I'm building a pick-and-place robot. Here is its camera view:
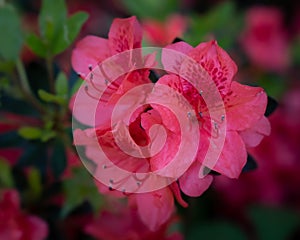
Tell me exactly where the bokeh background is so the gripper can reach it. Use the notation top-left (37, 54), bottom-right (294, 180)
top-left (0, 0), bottom-right (300, 239)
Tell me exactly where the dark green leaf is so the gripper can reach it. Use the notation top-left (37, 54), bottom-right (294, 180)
top-left (249, 206), bottom-right (300, 240)
top-left (52, 12), bottom-right (88, 55)
top-left (26, 33), bottom-right (47, 58)
top-left (50, 139), bottom-right (67, 179)
top-left (0, 5), bottom-right (23, 60)
top-left (242, 154), bottom-right (257, 173)
top-left (265, 96), bottom-right (278, 117)
top-left (172, 37), bottom-right (184, 43)
top-left (0, 159), bottom-right (14, 187)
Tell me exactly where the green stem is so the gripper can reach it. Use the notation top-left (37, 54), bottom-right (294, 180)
top-left (16, 58), bottom-right (31, 95)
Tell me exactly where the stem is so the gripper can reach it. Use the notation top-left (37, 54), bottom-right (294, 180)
top-left (46, 56), bottom-right (55, 93)
top-left (15, 58), bottom-right (46, 114)
top-left (16, 58), bottom-right (31, 95)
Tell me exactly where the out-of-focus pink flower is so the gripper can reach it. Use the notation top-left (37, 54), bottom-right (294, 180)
top-left (85, 202), bottom-right (183, 240)
top-left (240, 6), bottom-right (290, 72)
top-left (143, 15), bottom-right (187, 46)
top-left (0, 189), bottom-right (48, 240)
top-left (214, 87), bottom-right (300, 209)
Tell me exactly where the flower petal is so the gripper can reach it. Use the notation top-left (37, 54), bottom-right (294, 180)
top-left (162, 42), bottom-right (193, 74)
top-left (179, 161), bottom-right (213, 197)
top-left (71, 36), bottom-right (110, 77)
top-left (135, 187), bottom-right (174, 231)
top-left (239, 116), bottom-right (271, 147)
top-left (212, 131), bottom-right (247, 178)
top-left (109, 16), bottom-right (142, 54)
top-left (225, 81), bottom-right (268, 131)
top-left (189, 40), bottom-right (237, 96)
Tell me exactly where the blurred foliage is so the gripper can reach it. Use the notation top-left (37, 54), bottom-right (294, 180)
top-left (27, 0), bottom-right (88, 57)
top-left (121, 0), bottom-right (179, 20)
top-left (0, 4), bottom-right (23, 61)
top-left (184, 2), bottom-right (243, 49)
top-left (248, 206), bottom-right (300, 240)
top-left (187, 221), bottom-right (247, 240)
top-left (62, 167), bottom-right (103, 218)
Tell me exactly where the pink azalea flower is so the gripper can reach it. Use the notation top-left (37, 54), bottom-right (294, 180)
top-left (143, 14), bottom-right (187, 46)
top-left (161, 40), bottom-right (270, 179)
top-left (71, 16), bottom-right (270, 231)
top-left (0, 189), bottom-right (48, 240)
top-left (85, 202), bottom-right (183, 240)
top-left (240, 6), bottom-right (290, 72)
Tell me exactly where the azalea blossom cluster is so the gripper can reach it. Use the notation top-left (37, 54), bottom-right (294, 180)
top-left (71, 16), bottom-right (270, 230)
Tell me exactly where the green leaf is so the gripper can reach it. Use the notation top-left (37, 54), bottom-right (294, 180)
top-left (55, 72), bottom-right (68, 96)
top-left (0, 159), bottom-right (14, 188)
top-left (26, 33), bottom-right (47, 58)
top-left (38, 89), bottom-right (66, 105)
top-left (40, 130), bottom-right (56, 142)
top-left (62, 167), bottom-right (103, 217)
top-left (70, 77), bottom-right (83, 96)
top-left (184, 2), bottom-right (241, 48)
top-left (27, 167), bottom-right (42, 199)
top-left (52, 12), bottom-right (88, 55)
top-left (0, 5), bottom-right (23, 60)
top-left (249, 206), bottom-right (300, 240)
top-left (39, 0), bottom-right (67, 40)
top-left (187, 221), bottom-right (247, 240)
top-left (257, 74), bottom-right (286, 98)
top-left (18, 126), bottom-right (43, 140)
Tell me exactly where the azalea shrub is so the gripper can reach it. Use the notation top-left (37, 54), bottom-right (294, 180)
top-left (0, 0), bottom-right (300, 239)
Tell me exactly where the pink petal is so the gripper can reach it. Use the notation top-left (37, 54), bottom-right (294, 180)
top-left (212, 131), bottom-right (247, 178)
top-left (135, 187), bottom-right (174, 231)
top-left (226, 81), bottom-right (268, 131)
top-left (179, 161), bottom-right (213, 197)
top-left (162, 42), bottom-right (193, 74)
top-left (239, 116), bottom-right (271, 147)
top-left (189, 40), bottom-right (237, 96)
top-left (71, 36), bottom-right (110, 77)
top-left (71, 83), bottom-right (103, 127)
top-left (109, 16), bottom-right (142, 54)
